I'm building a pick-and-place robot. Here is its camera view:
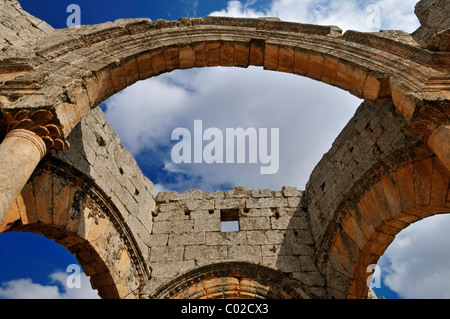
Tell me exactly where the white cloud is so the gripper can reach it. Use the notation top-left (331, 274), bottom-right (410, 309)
top-left (375, 0), bottom-right (420, 32)
top-left (0, 279), bottom-right (61, 299)
top-left (181, 0), bottom-right (200, 16)
top-left (104, 77), bottom-right (191, 155)
top-left (209, 0), bottom-right (420, 32)
top-left (0, 271), bottom-right (100, 299)
top-left (104, 66), bottom-right (361, 192)
top-left (153, 183), bottom-right (171, 194)
top-left (209, 0), bottom-right (266, 18)
top-left (377, 214), bottom-right (450, 299)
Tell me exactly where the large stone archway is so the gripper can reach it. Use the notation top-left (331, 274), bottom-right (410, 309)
top-left (300, 100), bottom-right (450, 298)
top-left (0, 0), bottom-right (448, 299)
top-left (0, 157), bottom-right (150, 298)
top-left (327, 156), bottom-right (450, 298)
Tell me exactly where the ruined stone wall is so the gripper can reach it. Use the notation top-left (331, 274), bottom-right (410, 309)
top-left (52, 106), bottom-right (156, 268)
top-left (303, 101), bottom-right (423, 265)
top-left (45, 105), bottom-right (325, 298)
top-left (0, 0), bottom-right (53, 59)
top-left (412, 0), bottom-right (450, 47)
top-left (144, 185), bottom-right (325, 298)
top-left (51, 97), bottom-right (432, 299)
top-left (45, 106), bottom-right (326, 298)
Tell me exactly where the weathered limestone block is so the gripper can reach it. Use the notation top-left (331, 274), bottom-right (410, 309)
top-left (205, 230), bottom-right (247, 245)
top-left (0, 0), bottom-right (54, 59)
top-left (228, 245), bottom-right (262, 261)
top-left (168, 232), bottom-right (205, 246)
top-left (251, 188), bottom-right (274, 197)
top-left (412, 0), bottom-right (450, 45)
top-left (282, 186), bottom-right (303, 197)
top-left (152, 219), bottom-right (193, 234)
top-left (184, 245), bottom-right (228, 261)
top-left (193, 218), bottom-right (221, 232)
top-left (239, 216), bottom-right (271, 230)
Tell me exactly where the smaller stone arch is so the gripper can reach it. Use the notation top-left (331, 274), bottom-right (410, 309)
top-left (150, 262), bottom-right (311, 299)
top-left (324, 155), bottom-right (450, 298)
top-left (1, 223), bottom-right (117, 298)
top-left (0, 157), bottom-right (150, 299)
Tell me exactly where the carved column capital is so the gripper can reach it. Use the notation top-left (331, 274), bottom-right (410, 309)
top-left (0, 109), bottom-right (67, 152)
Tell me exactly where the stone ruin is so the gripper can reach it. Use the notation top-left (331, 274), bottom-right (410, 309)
top-left (0, 0), bottom-right (448, 299)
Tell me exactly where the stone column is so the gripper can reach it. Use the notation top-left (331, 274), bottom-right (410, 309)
top-left (0, 129), bottom-right (47, 221)
top-left (428, 125), bottom-right (450, 172)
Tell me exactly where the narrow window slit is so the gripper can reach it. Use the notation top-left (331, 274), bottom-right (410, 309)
top-left (220, 209), bottom-right (239, 232)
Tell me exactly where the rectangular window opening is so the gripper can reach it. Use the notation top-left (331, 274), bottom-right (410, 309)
top-left (220, 209), bottom-right (240, 232)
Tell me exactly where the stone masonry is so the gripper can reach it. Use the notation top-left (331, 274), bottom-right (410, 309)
top-left (0, 0), bottom-right (448, 299)
top-left (146, 185), bottom-right (322, 298)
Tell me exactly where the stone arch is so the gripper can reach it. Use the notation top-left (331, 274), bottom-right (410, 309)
top-left (325, 155), bottom-right (450, 298)
top-left (294, 95), bottom-right (449, 298)
top-left (150, 262), bottom-right (311, 299)
top-left (2, 15), bottom-right (447, 141)
top-left (0, 157), bottom-right (150, 299)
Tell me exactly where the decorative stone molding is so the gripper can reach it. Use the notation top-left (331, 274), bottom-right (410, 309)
top-left (150, 262), bottom-right (311, 299)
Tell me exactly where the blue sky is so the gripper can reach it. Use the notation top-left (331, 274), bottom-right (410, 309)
top-left (1, 0), bottom-right (449, 300)
top-left (19, 0), bottom-right (235, 27)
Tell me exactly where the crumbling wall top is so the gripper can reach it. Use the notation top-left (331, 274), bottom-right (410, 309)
top-left (412, 0), bottom-right (450, 49)
top-left (0, 0), bottom-right (54, 60)
top-left (155, 186), bottom-right (302, 203)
